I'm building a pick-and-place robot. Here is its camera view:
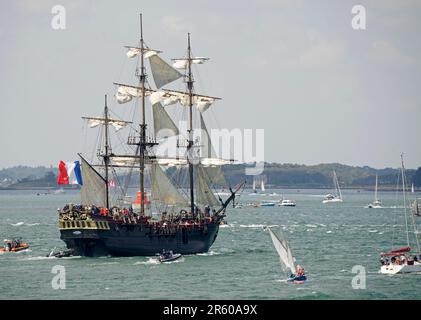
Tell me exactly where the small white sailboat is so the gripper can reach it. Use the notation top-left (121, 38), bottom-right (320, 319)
top-left (367, 174), bottom-right (382, 208)
top-left (249, 178), bottom-right (258, 195)
top-left (322, 170), bottom-right (343, 203)
top-left (267, 227), bottom-right (306, 283)
top-left (261, 180), bottom-right (265, 192)
top-left (379, 155), bottom-right (421, 275)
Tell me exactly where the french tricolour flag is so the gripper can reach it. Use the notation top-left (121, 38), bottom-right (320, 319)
top-left (57, 160), bottom-right (83, 185)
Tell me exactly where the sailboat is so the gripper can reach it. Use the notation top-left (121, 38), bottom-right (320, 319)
top-left (57, 14), bottom-right (242, 257)
top-left (379, 154), bottom-right (421, 274)
top-left (266, 227), bottom-right (306, 283)
top-left (322, 170), bottom-right (343, 203)
top-left (367, 174), bottom-right (382, 208)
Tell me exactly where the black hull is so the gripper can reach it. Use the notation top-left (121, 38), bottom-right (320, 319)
top-left (60, 219), bottom-right (221, 257)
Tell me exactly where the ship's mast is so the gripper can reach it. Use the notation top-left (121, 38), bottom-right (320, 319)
top-left (104, 94), bottom-right (110, 209)
top-left (401, 154), bottom-right (421, 253)
top-left (138, 14), bottom-right (146, 215)
top-left (187, 33), bottom-right (195, 215)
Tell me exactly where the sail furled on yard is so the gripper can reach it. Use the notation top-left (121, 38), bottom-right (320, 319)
top-left (80, 158), bottom-right (107, 207)
top-left (152, 102), bottom-right (179, 138)
top-left (172, 57), bottom-right (209, 69)
top-left (85, 117), bottom-right (132, 132)
top-left (151, 164), bottom-right (188, 206)
top-left (194, 165), bottom-right (220, 207)
top-left (150, 89), bottom-right (219, 113)
top-left (114, 83), bottom-right (155, 104)
top-left (148, 54), bottom-right (183, 89)
top-left (268, 228), bottom-right (296, 274)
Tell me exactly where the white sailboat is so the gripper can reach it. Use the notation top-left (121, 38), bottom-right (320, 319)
top-left (322, 170), bottom-right (343, 203)
top-left (267, 227), bottom-right (306, 283)
top-left (379, 154), bottom-right (421, 274)
top-left (367, 174), bottom-right (382, 208)
top-left (261, 180), bottom-right (265, 192)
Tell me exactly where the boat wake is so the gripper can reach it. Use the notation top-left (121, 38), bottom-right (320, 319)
top-left (10, 222), bottom-right (40, 227)
top-left (23, 255), bottom-right (80, 261)
top-left (134, 257), bottom-right (161, 265)
top-left (11, 222), bottom-right (25, 226)
top-left (196, 250), bottom-right (220, 256)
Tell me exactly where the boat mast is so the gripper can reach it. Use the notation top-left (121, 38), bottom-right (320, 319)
top-left (401, 154), bottom-right (421, 252)
top-left (374, 173), bottom-right (378, 202)
top-left (104, 94), bottom-right (110, 209)
top-left (138, 13), bottom-right (146, 215)
top-left (187, 33), bottom-right (195, 215)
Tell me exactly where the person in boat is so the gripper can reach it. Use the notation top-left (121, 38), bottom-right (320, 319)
top-left (289, 265), bottom-right (307, 282)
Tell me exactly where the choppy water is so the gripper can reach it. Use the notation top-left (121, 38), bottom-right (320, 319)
top-left (0, 188), bottom-right (420, 299)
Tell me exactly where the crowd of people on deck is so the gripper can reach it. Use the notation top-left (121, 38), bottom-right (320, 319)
top-left (58, 203), bottom-right (220, 229)
top-left (380, 255), bottom-right (420, 266)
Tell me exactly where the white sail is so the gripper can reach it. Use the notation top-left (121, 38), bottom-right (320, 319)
top-left (412, 183), bottom-right (415, 193)
top-left (268, 227), bottom-right (295, 274)
top-left (152, 89), bottom-right (219, 112)
top-left (252, 178), bottom-right (256, 191)
top-left (172, 57), bottom-right (208, 69)
top-left (80, 158), bottom-right (107, 207)
top-left (199, 113), bottom-right (227, 186)
top-left (86, 117), bottom-right (131, 132)
top-left (151, 164), bottom-right (188, 206)
top-left (261, 180), bottom-right (265, 192)
top-left (152, 102), bottom-right (179, 138)
top-left (194, 165), bottom-right (220, 207)
top-left (333, 170), bottom-right (342, 200)
top-left (149, 54), bottom-right (183, 89)
top-left (125, 46), bottom-right (159, 59)
top-left (115, 83), bottom-right (155, 104)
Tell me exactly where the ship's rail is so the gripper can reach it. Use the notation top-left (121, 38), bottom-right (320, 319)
top-left (59, 219), bottom-right (110, 231)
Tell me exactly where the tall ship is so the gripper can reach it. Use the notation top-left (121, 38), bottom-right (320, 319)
top-left (57, 15), bottom-right (241, 257)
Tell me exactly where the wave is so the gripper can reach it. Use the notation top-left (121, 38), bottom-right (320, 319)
top-left (11, 222), bottom-right (25, 226)
top-left (305, 224), bottom-right (318, 228)
top-left (240, 224), bottom-right (278, 229)
top-left (134, 257), bottom-right (160, 265)
top-left (10, 222), bottom-right (40, 227)
top-left (23, 255), bottom-right (81, 261)
top-left (196, 250), bottom-right (220, 256)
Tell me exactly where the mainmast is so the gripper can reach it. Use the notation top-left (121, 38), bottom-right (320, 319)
top-left (104, 94), bottom-right (110, 209)
top-left (138, 13), bottom-right (146, 215)
top-left (187, 33), bottom-right (195, 215)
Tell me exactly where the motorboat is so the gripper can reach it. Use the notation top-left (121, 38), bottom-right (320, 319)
top-left (1, 239), bottom-right (29, 252)
top-left (158, 250), bottom-right (182, 263)
top-left (279, 199), bottom-right (296, 207)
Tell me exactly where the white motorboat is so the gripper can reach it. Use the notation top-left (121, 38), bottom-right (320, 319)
top-left (279, 199), bottom-right (296, 207)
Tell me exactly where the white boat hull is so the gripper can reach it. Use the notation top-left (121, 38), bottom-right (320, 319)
top-left (380, 262), bottom-right (421, 274)
top-left (322, 198), bottom-right (343, 204)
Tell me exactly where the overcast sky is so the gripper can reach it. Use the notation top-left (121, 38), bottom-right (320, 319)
top-left (1, 0), bottom-right (420, 169)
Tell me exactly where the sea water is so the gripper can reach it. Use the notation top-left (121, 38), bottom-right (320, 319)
top-left (0, 188), bottom-right (420, 299)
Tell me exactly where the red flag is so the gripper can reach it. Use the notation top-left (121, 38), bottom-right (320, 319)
top-left (57, 160), bottom-right (69, 185)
